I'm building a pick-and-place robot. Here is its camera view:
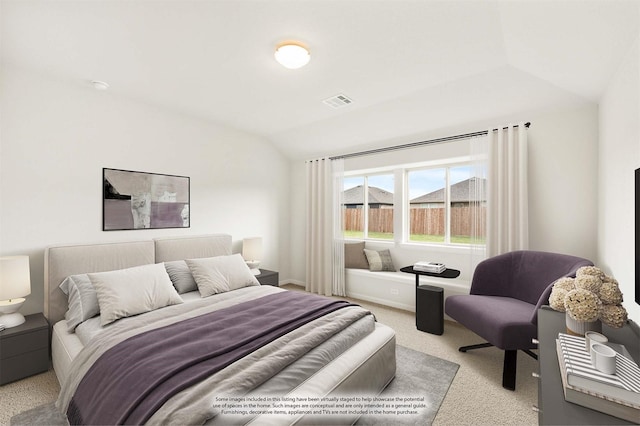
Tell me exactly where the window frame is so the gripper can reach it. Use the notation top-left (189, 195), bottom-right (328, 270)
top-left (343, 157), bottom-right (485, 248)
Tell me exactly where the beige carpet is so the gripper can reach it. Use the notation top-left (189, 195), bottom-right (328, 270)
top-left (0, 285), bottom-right (538, 425)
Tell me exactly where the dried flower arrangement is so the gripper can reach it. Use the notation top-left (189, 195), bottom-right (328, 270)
top-left (549, 266), bottom-right (628, 328)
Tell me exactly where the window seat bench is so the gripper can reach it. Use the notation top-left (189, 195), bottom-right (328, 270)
top-left (345, 268), bottom-right (470, 316)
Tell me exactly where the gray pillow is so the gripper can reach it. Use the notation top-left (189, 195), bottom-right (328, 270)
top-left (186, 254), bottom-right (260, 297)
top-left (164, 260), bottom-right (198, 294)
top-left (344, 242), bottom-right (369, 269)
top-left (89, 263), bottom-right (183, 326)
top-left (363, 249), bottom-right (396, 272)
top-left (59, 274), bottom-right (99, 332)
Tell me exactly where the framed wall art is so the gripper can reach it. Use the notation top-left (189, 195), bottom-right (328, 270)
top-left (103, 168), bottom-right (190, 231)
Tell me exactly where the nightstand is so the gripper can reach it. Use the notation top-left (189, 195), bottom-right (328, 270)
top-left (256, 269), bottom-right (279, 286)
top-left (0, 313), bottom-right (49, 385)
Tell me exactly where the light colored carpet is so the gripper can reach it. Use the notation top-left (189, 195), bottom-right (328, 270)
top-left (1, 285), bottom-right (538, 425)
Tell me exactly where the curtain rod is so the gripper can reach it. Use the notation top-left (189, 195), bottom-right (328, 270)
top-left (329, 122), bottom-right (531, 161)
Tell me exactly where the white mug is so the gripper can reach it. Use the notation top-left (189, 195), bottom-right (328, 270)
top-left (585, 331), bottom-right (608, 352)
top-left (591, 343), bottom-right (617, 375)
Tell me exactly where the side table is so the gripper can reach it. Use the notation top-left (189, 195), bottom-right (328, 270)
top-left (0, 312), bottom-right (49, 385)
top-left (537, 306), bottom-right (639, 425)
top-left (400, 266), bottom-right (461, 336)
top-left (256, 269), bottom-right (279, 286)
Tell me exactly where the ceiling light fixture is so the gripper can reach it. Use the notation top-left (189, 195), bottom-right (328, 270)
top-left (274, 42), bottom-right (310, 69)
top-left (91, 80), bottom-right (110, 90)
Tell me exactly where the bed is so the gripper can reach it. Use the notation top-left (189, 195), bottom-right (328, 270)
top-left (44, 234), bottom-right (396, 425)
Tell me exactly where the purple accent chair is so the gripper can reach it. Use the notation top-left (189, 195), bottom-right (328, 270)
top-left (444, 250), bottom-right (593, 390)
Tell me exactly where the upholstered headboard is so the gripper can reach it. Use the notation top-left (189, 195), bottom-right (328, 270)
top-left (44, 234), bottom-right (232, 326)
top-left (154, 234), bottom-right (231, 263)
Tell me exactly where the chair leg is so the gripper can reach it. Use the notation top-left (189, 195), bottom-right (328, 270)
top-left (459, 342), bottom-right (494, 352)
top-left (523, 349), bottom-right (538, 360)
top-left (502, 350), bottom-right (517, 391)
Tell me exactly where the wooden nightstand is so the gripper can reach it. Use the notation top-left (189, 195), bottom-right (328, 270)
top-left (0, 313), bottom-right (49, 385)
top-left (256, 269), bottom-right (279, 286)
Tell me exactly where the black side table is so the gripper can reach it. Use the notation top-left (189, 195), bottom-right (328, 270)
top-left (256, 269), bottom-right (279, 286)
top-left (400, 266), bottom-right (461, 336)
top-left (0, 313), bottom-right (49, 385)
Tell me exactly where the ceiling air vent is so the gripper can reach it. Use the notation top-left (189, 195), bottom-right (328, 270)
top-left (322, 94), bottom-right (354, 109)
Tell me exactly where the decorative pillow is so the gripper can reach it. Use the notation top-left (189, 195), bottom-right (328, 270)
top-left (164, 260), bottom-right (198, 294)
top-left (344, 242), bottom-right (369, 269)
top-left (186, 254), bottom-right (260, 297)
top-left (59, 274), bottom-right (99, 332)
top-left (363, 249), bottom-right (396, 272)
top-left (88, 263), bottom-right (183, 326)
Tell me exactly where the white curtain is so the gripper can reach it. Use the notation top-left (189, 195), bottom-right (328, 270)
top-left (468, 134), bottom-right (489, 269)
top-left (305, 158), bottom-right (345, 296)
top-left (485, 123), bottom-right (529, 256)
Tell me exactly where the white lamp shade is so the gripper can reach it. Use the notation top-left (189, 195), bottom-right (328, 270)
top-left (242, 238), bottom-right (263, 261)
top-left (0, 256), bottom-right (31, 300)
top-left (274, 43), bottom-right (310, 69)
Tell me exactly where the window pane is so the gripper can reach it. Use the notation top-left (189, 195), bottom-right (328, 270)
top-left (343, 176), bottom-right (364, 238)
top-left (449, 165), bottom-right (486, 244)
top-left (367, 174), bottom-right (394, 240)
top-left (408, 169), bottom-right (445, 242)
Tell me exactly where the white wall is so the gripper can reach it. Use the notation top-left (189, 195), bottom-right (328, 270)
top-left (289, 103), bottom-right (600, 292)
top-left (598, 35), bottom-right (640, 324)
top-left (0, 64), bottom-right (291, 316)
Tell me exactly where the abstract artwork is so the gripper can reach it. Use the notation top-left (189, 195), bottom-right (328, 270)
top-left (103, 168), bottom-right (190, 231)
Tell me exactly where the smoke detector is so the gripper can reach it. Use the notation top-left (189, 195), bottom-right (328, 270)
top-left (322, 94), bottom-right (354, 109)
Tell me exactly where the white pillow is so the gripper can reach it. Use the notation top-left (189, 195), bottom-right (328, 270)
top-left (88, 263), bottom-right (183, 326)
top-left (59, 274), bottom-right (99, 332)
top-left (186, 254), bottom-right (260, 297)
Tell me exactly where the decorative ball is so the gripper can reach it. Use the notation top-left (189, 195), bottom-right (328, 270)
top-left (564, 289), bottom-right (602, 322)
top-left (553, 277), bottom-right (575, 291)
top-left (574, 274), bottom-right (602, 293)
top-left (599, 280), bottom-right (623, 305)
top-left (549, 288), bottom-right (568, 312)
top-left (576, 266), bottom-right (605, 280)
top-left (600, 304), bottom-right (627, 328)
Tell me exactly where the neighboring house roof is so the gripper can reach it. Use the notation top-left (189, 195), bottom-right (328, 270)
top-left (343, 185), bottom-right (394, 205)
top-left (410, 177), bottom-right (486, 204)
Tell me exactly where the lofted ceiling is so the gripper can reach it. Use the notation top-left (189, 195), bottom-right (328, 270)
top-left (2, 1), bottom-right (639, 160)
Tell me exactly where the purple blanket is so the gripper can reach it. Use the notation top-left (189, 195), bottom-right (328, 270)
top-left (67, 291), bottom-right (358, 425)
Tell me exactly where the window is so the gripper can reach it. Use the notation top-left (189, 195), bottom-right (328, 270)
top-left (408, 165), bottom-right (485, 245)
top-left (344, 161), bottom-right (485, 246)
top-left (343, 173), bottom-right (394, 240)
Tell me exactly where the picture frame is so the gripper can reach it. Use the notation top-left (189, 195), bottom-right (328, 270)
top-left (103, 168), bottom-right (190, 231)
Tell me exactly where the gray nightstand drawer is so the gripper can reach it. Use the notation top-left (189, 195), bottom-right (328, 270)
top-left (1, 348), bottom-right (49, 385)
top-left (0, 328), bottom-right (48, 359)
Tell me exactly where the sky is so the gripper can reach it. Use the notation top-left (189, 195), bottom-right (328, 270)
top-left (344, 165), bottom-right (475, 199)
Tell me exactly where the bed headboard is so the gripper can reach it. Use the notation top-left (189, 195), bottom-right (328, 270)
top-left (154, 234), bottom-right (231, 263)
top-left (44, 234), bottom-right (232, 326)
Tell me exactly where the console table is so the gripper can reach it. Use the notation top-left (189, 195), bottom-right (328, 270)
top-left (537, 306), bottom-right (640, 425)
top-left (400, 266), bottom-right (461, 335)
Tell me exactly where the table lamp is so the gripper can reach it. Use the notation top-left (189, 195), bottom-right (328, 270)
top-left (242, 237), bottom-right (262, 275)
top-left (0, 256), bottom-right (31, 328)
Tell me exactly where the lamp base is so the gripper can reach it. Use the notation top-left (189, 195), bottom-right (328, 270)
top-left (0, 312), bottom-right (26, 328)
top-left (246, 261), bottom-right (260, 275)
top-left (0, 298), bottom-right (26, 328)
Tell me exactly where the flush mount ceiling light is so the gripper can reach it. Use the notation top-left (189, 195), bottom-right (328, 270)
top-left (274, 42), bottom-right (310, 69)
top-left (91, 80), bottom-right (110, 90)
